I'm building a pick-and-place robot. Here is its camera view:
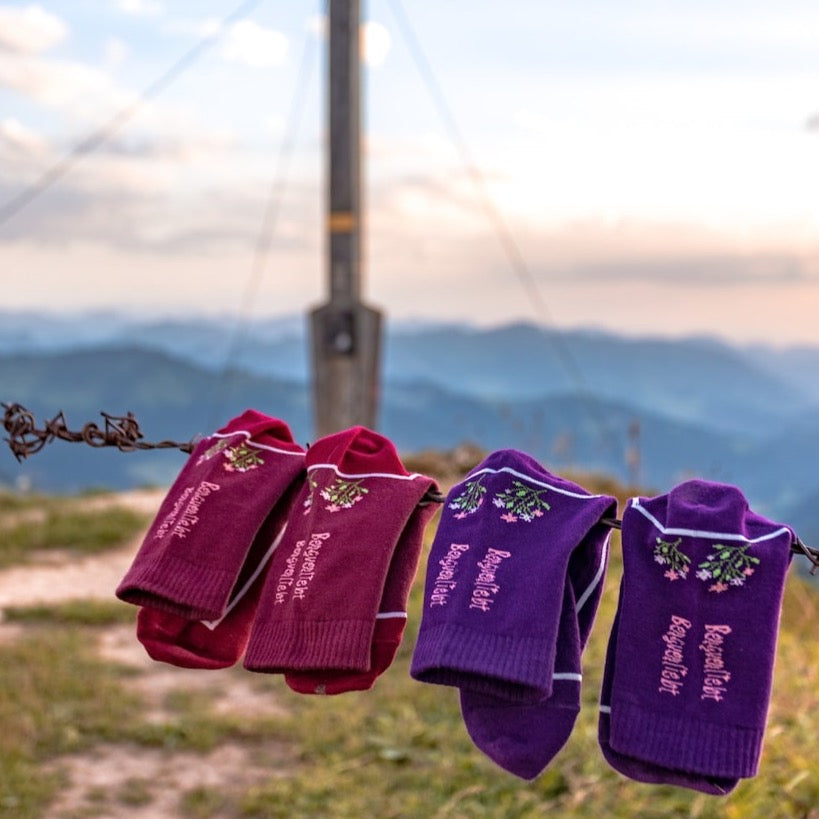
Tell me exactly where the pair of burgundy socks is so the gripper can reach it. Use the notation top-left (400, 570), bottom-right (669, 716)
top-left (411, 450), bottom-right (616, 779)
top-left (118, 415), bottom-right (437, 693)
top-left (599, 480), bottom-right (794, 794)
top-left (117, 409), bottom-right (306, 669)
top-left (244, 425), bottom-right (438, 695)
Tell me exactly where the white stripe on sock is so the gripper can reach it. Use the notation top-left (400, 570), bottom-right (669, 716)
top-left (463, 465), bottom-right (610, 500)
top-left (200, 520), bottom-right (290, 631)
top-left (307, 463), bottom-right (425, 482)
top-left (208, 429), bottom-right (304, 457)
top-left (630, 497), bottom-right (791, 544)
top-left (575, 531), bottom-right (611, 614)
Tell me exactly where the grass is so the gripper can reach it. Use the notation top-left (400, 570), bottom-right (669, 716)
top-left (0, 481), bottom-right (817, 818)
top-left (0, 503), bottom-right (148, 568)
top-left (3, 598), bottom-right (137, 626)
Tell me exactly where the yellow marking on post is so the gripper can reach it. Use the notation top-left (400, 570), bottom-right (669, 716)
top-left (328, 211), bottom-right (356, 232)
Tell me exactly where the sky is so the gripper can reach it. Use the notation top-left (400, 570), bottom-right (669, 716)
top-left (2, 0), bottom-right (819, 346)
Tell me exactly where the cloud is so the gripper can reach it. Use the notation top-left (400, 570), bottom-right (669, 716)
top-left (115, 0), bottom-right (163, 17)
top-left (0, 50), bottom-right (129, 118)
top-left (0, 4), bottom-right (67, 54)
top-left (362, 21), bottom-right (391, 67)
top-left (103, 37), bottom-right (130, 70)
top-left (219, 20), bottom-right (288, 68)
top-left (163, 16), bottom-right (289, 68)
top-left (562, 254), bottom-right (817, 286)
top-left (0, 117), bottom-right (48, 155)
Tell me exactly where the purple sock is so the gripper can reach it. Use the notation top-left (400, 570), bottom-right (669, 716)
top-left (411, 451), bottom-right (616, 705)
top-left (598, 480), bottom-right (793, 793)
top-left (460, 532), bottom-right (610, 780)
top-left (598, 586), bottom-right (738, 795)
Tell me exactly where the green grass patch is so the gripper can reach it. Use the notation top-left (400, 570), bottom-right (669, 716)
top-left (0, 629), bottom-right (143, 816)
top-left (0, 505), bottom-right (147, 568)
top-left (0, 477), bottom-right (816, 818)
top-left (0, 490), bottom-right (51, 513)
top-left (3, 598), bottom-right (137, 627)
top-left (236, 517), bottom-right (819, 818)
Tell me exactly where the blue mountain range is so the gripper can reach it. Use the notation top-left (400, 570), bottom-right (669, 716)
top-left (1, 310), bottom-right (817, 576)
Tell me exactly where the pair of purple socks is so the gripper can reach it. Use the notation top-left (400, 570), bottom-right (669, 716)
top-left (599, 480), bottom-right (794, 795)
top-left (411, 450), bottom-right (617, 779)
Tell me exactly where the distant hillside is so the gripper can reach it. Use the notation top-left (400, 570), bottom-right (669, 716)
top-left (1, 311), bottom-right (818, 547)
top-left (1, 343), bottom-right (817, 522)
top-left (3, 311), bottom-right (815, 438)
top-left (0, 348), bottom-right (311, 492)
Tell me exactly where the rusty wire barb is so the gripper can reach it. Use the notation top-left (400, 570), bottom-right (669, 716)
top-left (1, 403), bottom-right (194, 461)
top-left (2, 401), bottom-right (818, 570)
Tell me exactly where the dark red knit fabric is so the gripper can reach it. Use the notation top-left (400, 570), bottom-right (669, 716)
top-left (285, 499), bottom-right (439, 693)
top-left (135, 486), bottom-right (298, 669)
top-left (244, 426), bottom-right (435, 677)
top-left (117, 409), bottom-right (305, 620)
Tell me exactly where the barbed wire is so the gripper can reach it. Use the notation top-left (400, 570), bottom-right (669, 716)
top-left (1, 402), bottom-right (817, 572)
top-left (1, 403), bottom-right (194, 462)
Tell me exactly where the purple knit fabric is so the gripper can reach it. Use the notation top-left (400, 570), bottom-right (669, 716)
top-left (599, 480), bottom-right (793, 791)
top-left (410, 450), bottom-right (616, 706)
top-left (460, 528), bottom-right (611, 779)
top-left (117, 409), bottom-right (306, 620)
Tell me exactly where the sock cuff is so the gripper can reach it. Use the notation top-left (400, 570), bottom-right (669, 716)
top-left (410, 622), bottom-right (556, 702)
top-left (243, 617), bottom-right (375, 673)
top-left (117, 554), bottom-right (235, 620)
top-left (610, 700), bottom-right (764, 779)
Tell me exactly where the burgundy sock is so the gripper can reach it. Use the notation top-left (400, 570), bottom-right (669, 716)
top-left (117, 410), bottom-right (305, 620)
top-left (285, 500), bottom-right (438, 694)
top-left (244, 427), bottom-right (435, 677)
top-left (136, 509), bottom-right (291, 669)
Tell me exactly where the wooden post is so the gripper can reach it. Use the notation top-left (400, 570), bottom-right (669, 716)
top-left (310, 0), bottom-right (382, 436)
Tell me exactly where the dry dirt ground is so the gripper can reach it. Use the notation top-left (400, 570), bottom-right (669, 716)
top-left (0, 489), bottom-right (291, 819)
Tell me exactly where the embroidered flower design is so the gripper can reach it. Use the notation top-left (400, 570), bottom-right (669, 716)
top-left (492, 480), bottom-right (550, 523)
top-left (302, 474), bottom-right (319, 515)
top-left (320, 478), bottom-right (368, 511)
top-left (696, 543), bottom-right (760, 591)
top-left (448, 477), bottom-right (487, 517)
top-left (653, 537), bottom-right (691, 579)
top-left (223, 442), bottom-right (264, 472)
top-left (196, 437), bottom-right (230, 465)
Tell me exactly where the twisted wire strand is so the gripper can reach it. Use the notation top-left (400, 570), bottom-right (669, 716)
top-left (2, 402), bottom-right (817, 572)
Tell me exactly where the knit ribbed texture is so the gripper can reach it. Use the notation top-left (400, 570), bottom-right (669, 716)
top-left (410, 623), bottom-right (556, 702)
top-left (284, 497), bottom-right (440, 694)
top-left (411, 451), bottom-right (616, 779)
top-left (411, 450), bottom-right (616, 708)
top-left (117, 409), bottom-right (305, 621)
top-left (118, 555), bottom-right (236, 620)
top-left (135, 488), bottom-right (298, 670)
top-left (611, 702), bottom-right (764, 779)
top-left (598, 479), bottom-right (793, 794)
top-left (244, 426), bottom-right (435, 679)
top-left (244, 618), bottom-right (375, 672)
